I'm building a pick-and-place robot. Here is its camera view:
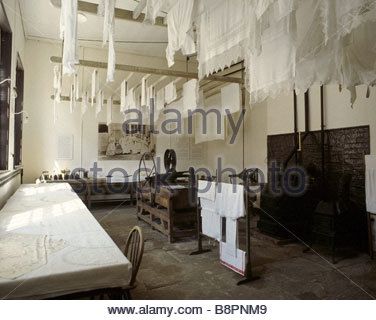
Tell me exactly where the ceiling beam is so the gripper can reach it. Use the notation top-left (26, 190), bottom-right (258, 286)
top-left (51, 0), bottom-right (166, 27)
top-left (50, 56), bottom-right (243, 84)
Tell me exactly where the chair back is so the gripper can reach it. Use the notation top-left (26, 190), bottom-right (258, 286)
top-left (124, 226), bottom-right (145, 288)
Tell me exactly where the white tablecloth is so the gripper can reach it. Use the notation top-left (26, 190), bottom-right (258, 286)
top-left (0, 183), bottom-right (132, 299)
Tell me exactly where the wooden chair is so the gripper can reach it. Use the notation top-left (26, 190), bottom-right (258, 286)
top-left (121, 226), bottom-right (145, 299)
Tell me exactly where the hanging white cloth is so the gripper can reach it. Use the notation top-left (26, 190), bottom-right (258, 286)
top-left (60, 0), bottom-right (78, 75)
top-left (91, 69), bottom-right (98, 107)
top-left (320, 0), bottom-right (376, 45)
top-left (81, 91), bottom-right (88, 116)
top-left (53, 100), bottom-right (58, 124)
top-left (165, 0), bottom-right (196, 67)
top-left (120, 80), bottom-right (127, 112)
top-left (96, 90), bottom-right (103, 117)
top-left (221, 83), bottom-right (241, 114)
top-left (69, 84), bottom-right (75, 113)
top-left (98, 0), bottom-right (116, 82)
top-left (197, 0), bottom-right (250, 78)
top-left (194, 92), bottom-right (226, 144)
top-left (295, 0), bottom-right (376, 95)
top-left (156, 88), bottom-right (165, 116)
top-left (124, 88), bottom-right (136, 122)
top-left (182, 79), bottom-right (198, 118)
top-left (247, 3), bottom-right (297, 103)
top-left (145, 0), bottom-right (173, 24)
top-left (164, 81), bottom-right (177, 104)
top-left (53, 66), bottom-right (62, 103)
top-left (141, 76), bottom-right (148, 107)
top-left (74, 73), bottom-right (79, 101)
top-left (106, 96), bottom-right (113, 125)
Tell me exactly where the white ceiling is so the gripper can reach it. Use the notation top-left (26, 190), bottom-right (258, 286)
top-left (19, 0), bottom-right (170, 58)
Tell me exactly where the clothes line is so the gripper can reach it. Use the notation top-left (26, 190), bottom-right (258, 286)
top-left (50, 94), bottom-right (121, 106)
top-left (49, 56), bottom-right (243, 84)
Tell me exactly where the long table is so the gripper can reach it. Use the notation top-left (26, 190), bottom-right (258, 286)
top-left (0, 183), bottom-right (132, 299)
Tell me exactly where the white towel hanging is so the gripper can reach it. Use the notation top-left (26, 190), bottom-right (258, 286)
top-left (106, 96), bottom-right (113, 125)
top-left (99, 0), bottom-right (116, 82)
top-left (96, 90), bottom-right (103, 117)
top-left (165, 0), bottom-right (196, 67)
top-left (91, 69), bottom-right (98, 107)
top-left (120, 80), bottom-right (128, 111)
top-left (221, 83), bottom-right (241, 114)
top-left (81, 91), bottom-right (88, 116)
top-left (60, 0), bottom-right (78, 75)
top-left (74, 73), bottom-right (80, 101)
top-left (53, 66), bottom-right (62, 103)
top-left (69, 84), bottom-right (75, 114)
top-left (164, 81), bottom-right (177, 104)
top-left (182, 79), bottom-right (198, 118)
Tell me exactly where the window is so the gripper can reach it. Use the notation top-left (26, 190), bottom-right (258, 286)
top-left (13, 57), bottom-right (24, 167)
top-left (0, 29), bottom-right (12, 170)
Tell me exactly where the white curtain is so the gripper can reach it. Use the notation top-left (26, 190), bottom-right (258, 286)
top-left (190, 0), bottom-right (376, 104)
top-left (197, 0), bottom-right (250, 78)
top-left (165, 0), bottom-right (196, 67)
top-left (60, 0), bottom-right (78, 75)
top-left (98, 0), bottom-right (116, 82)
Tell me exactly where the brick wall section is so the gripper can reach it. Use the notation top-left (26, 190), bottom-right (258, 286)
top-left (267, 126), bottom-right (370, 209)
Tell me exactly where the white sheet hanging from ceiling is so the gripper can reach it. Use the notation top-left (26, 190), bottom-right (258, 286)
top-left (165, 0), bottom-right (196, 67)
top-left (221, 83), bottom-right (241, 114)
top-left (164, 81), bottom-right (177, 104)
top-left (74, 73), bottom-right (79, 100)
top-left (141, 76), bottom-right (148, 107)
top-left (295, 0), bottom-right (376, 96)
top-left (145, 0), bottom-right (174, 24)
top-left (120, 80), bottom-right (127, 112)
top-left (60, 0), bottom-right (78, 75)
top-left (194, 92), bottom-right (226, 144)
top-left (53, 66), bottom-right (62, 102)
top-left (81, 91), bottom-right (88, 116)
top-left (320, 0), bottom-right (376, 45)
top-left (182, 79), bottom-right (198, 118)
top-left (247, 2), bottom-right (297, 103)
top-left (106, 96), bottom-right (113, 125)
top-left (96, 90), bottom-right (103, 117)
top-left (91, 69), bottom-right (98, 107)
top-left (197, 0), bottom-right (250, 79)
top-left (69, 84), bottom-right (75, 113)
top-left (98, 0), bottom-right (116, 82)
